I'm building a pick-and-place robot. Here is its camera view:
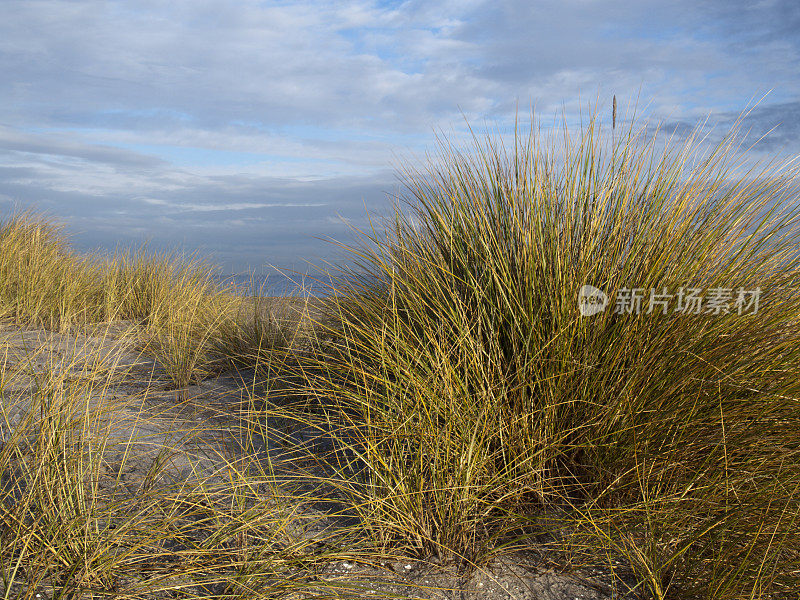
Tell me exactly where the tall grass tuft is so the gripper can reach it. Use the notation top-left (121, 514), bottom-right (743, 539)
top-left (0, 213), bottom-right (291, 388)
top-left (0, 212), bottom-right (104, 330)
top-left (309, 110), bottom-right (800, 597)
top-left (0, 329), bottom-right (352, 599)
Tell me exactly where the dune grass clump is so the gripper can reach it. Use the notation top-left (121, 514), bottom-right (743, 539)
top-left (213, 295), bottom-right (295, 373)
top-left (0, 212), bottom-right (105, 330)
top-left (0, 331), bottom-right (349, 600)
top-left (100, 247), bottom-right (230, 327)
top-left (0, 215), bottom-right (355, 598)
top-left (310, 113), bottom-right (800, 598)
top-left (0, 213), bottom-right (293, 389)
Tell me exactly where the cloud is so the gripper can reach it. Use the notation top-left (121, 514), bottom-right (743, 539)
top-left (650, 100), bottom-right (800, 161)
top-left (4, 0), bottom-right (798, 133)
top-left (138, 198), bottom-right (328, 212)
top-left (0, 148), bottom-right (398, 272)
top-left (1, 0), bottom-right (799, 275)
top-left (0, 126), bottom-right (165, 169)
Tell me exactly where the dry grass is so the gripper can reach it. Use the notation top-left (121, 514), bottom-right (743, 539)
top-left (0, 212), bottom-right (357, 597)
top-left (305, 110), bottom-right (800, 598)
top-left (0, 212), bottom-right (296, 392)
top-left (0, 324), bottom-right (356, 599)
top-left (2, 104), bottom-right (800, 599)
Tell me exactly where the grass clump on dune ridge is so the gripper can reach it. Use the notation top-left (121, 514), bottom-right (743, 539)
top-left (310, 111), bottom-right (800, 598)
top-left (0, 213), bottom-right (104, 331)
top-left (0, 212), bottom-right (294, 390)
top-left (0, 219), bottom-right (348, 598)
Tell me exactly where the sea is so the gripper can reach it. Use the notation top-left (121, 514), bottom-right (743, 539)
top-left (216, 269), bottom-right (339, 298)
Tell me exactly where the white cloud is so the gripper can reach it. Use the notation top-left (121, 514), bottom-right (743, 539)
top-left (1, 0), bottom-right (799, 272)
top-left (139, 198), bottom-right (327, 212)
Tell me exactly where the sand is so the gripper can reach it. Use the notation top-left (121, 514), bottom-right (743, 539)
top-left (0, 316), bottom-right (631, 600)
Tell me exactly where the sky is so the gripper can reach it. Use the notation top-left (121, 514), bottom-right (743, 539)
top-left (2, 0), bottom-right (799, 279)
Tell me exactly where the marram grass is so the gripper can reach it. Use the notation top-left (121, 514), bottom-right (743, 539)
top-left (308, 111), bottom-right (800, 598)
top-left (0, 212), bottom-right (363, 598)
top-left (1, 106), bottom-right (799, 599)
top-left (0, 211), bottom-right (293, 390)
top-left (0, 333), bottom-right (352, 599)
